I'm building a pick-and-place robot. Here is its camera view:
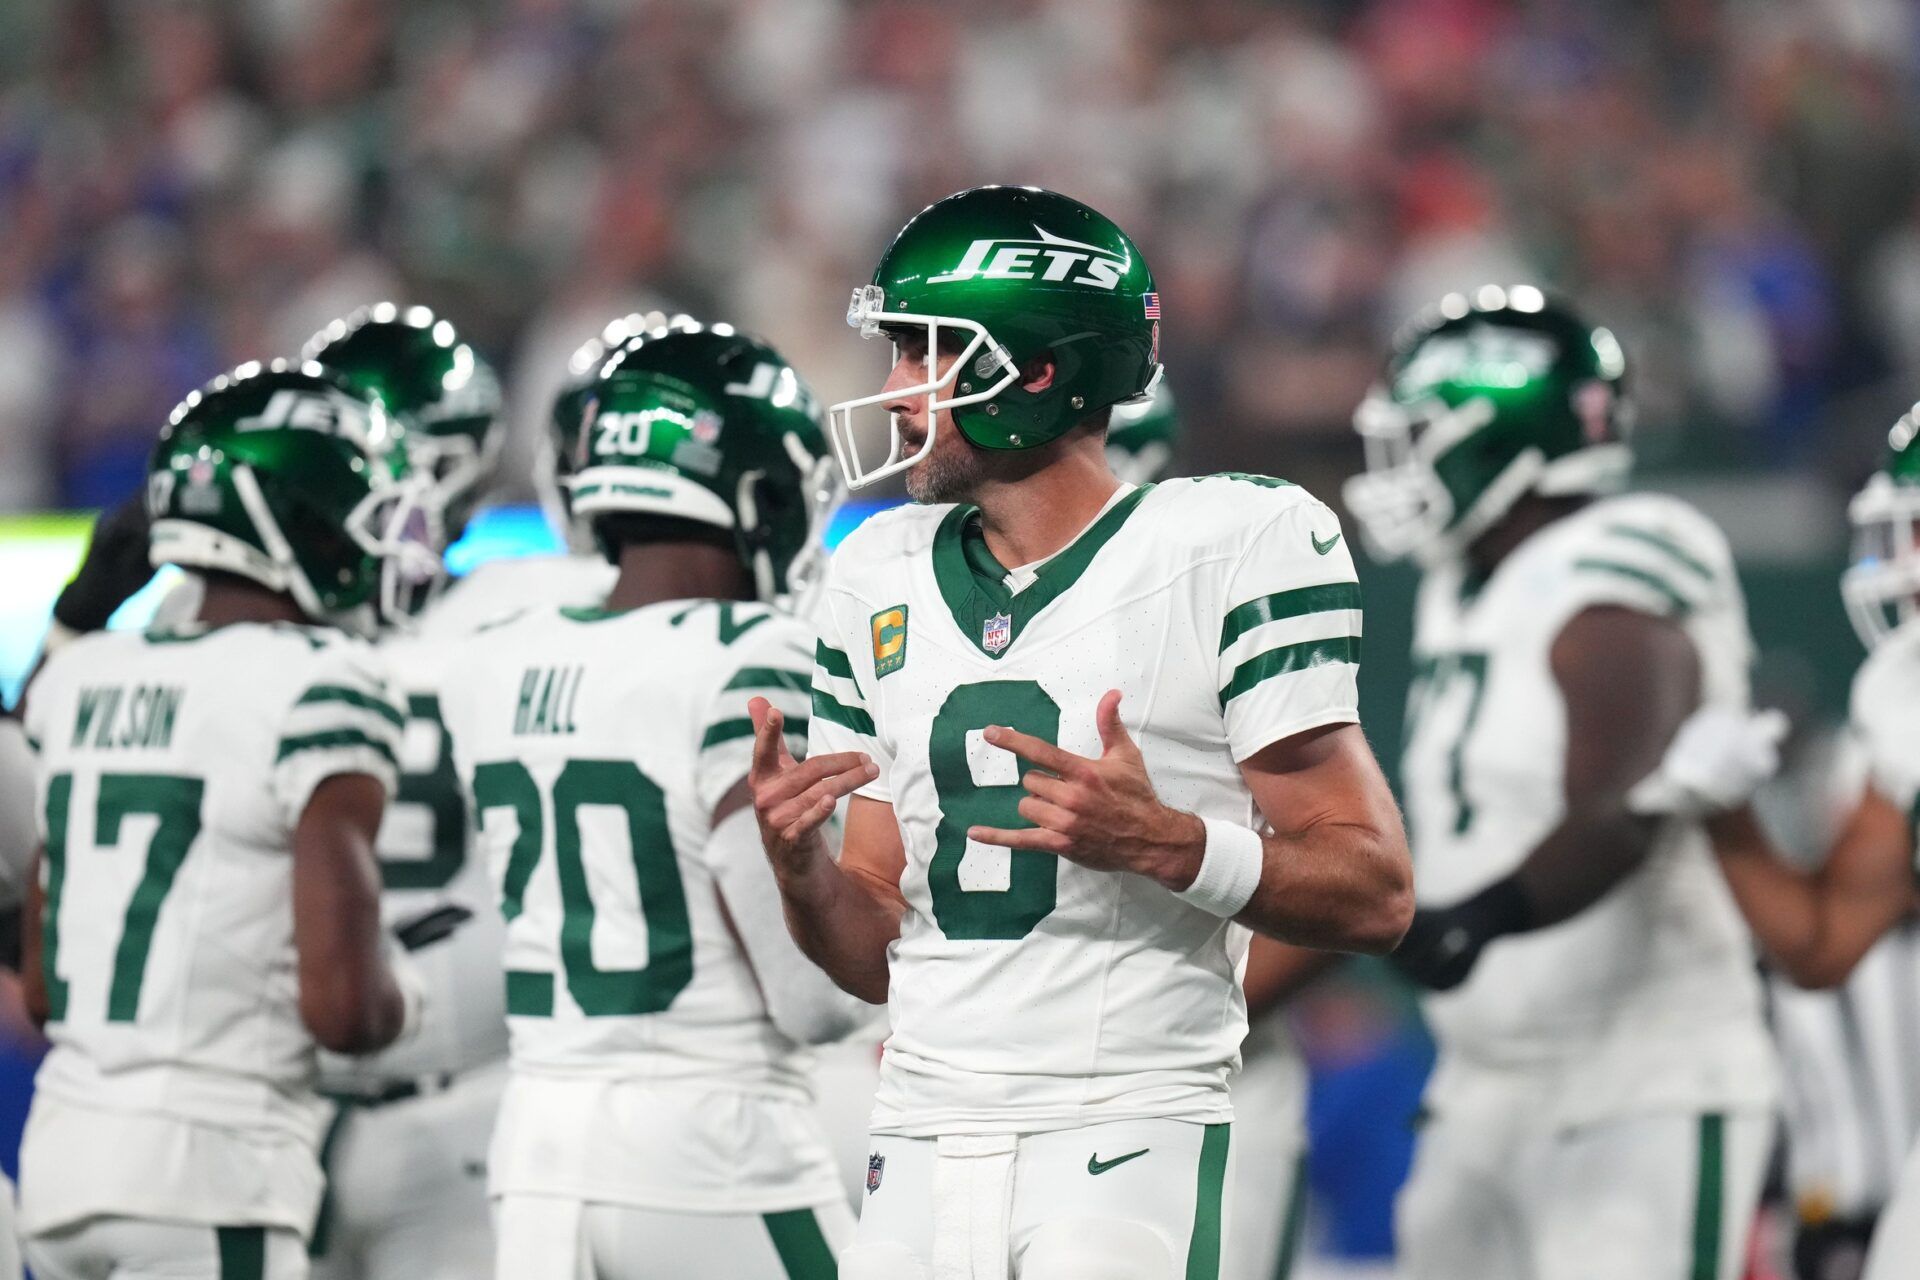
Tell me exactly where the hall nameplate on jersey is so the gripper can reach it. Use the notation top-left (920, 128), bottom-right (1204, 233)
top-left (513, 664), bottom-right (585, 736)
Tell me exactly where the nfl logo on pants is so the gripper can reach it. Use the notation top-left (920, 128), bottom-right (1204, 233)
top-left (866, 1153), bottom-right (886, 1194)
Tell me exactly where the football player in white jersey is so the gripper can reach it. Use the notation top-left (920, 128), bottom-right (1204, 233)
top-left (301, 304), bottom-right (625, 1280)
top-left (1339, 286), bottom-right (1778, 1280)
top-left (748, 184), bottom-right (1414, 1280)
top-left (1645, 408), bottom-right (1920, 1280)
top-left (437, 321), bottom-right (871, 1279)
top-left (15, 361), bottom-right (430, 1280)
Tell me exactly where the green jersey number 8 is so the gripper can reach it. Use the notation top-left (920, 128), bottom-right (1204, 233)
top-left (927, 680), bottom-right (1062, 940)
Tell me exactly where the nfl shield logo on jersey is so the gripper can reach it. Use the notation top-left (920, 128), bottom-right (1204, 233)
top-left (866, 1153), bottom-right (886, 1194)
top-left (982, 612), bottom-right (1013, 654)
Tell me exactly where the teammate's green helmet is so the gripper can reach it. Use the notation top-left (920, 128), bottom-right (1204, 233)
top-left (1843, 405), bottom-right (1920, 649)
top-left (830, 185), bottom-right (1163, 490)
top-left (573, 321), bottom-right (840, 603)
top-left (1106, 380), bottom-right (1180, 484)
top-left (543, 311), bottom-right (680, 549)
top-left (303, 303), bottom-right (504, 539)
top-left (147, 360), bottom-right (439, 636)
top-left (1344, 285), bottom-right (1631, 565)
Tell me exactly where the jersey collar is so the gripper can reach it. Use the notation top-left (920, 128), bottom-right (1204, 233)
top-left (931, 484), bottom-right (1152, 659)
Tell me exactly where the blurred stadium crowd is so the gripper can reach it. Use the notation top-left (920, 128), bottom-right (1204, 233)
top-left (2, 0), bottom-right (1919, 515)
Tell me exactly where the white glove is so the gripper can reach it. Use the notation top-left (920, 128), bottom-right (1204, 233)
top-left (1628, 705), bottom-right (1790, 819)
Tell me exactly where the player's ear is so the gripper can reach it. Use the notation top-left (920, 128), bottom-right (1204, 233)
top-left (1019, 354), bottom-right (1058, 393)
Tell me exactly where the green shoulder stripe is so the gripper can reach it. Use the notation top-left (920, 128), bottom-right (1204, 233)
top-left (1573, 557), bottom-right (1695, 615)
top-left (1220, 636), bottom-right (1360, 706)
top-left (723, 667), bottom-right (812, 694)
top-left (701, 716), bottom-right (809, 749)
top-left (812, 688), bottom-right (876, 737)
top-left (1605, 525), bottom-right (1716, 582)
top-left (296, 685), bottom-right (405, 728)
top-left (1220, 581), bottom-right (1362, 652)
top-left (275, 728), bottom-right (399, 770)
top-left (815, 641), bottom-right (855, 680)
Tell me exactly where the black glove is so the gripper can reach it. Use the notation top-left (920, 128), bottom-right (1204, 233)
top-left (391, 904), bottom-right (473, 952)
top-left (52, 490), bottom-right (156, 634)
top-left (1389, 878), bottom-right (1533, 992)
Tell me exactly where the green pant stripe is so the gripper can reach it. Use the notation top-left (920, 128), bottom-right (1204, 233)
top-left (306, 1105), bottom-right (354, 1259)
top-left (763, 1208), bottom-right (837, 1279)
top-left (1272, 1151), bottom-right (1308, 1280)
top-left (1186, 1123), bottom-right (1232, 1280)
top-left (217, 1225), bottom-right (266, 1280)
top-left (1691, 1113), bottom-right (1726, 1280)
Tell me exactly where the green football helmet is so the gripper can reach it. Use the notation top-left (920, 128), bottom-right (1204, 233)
top-left (302, 303), bottom-right (504, 540)
top-left (573, 320), bottom-right (840, 603)
top-left (1843, 405), bottom-right (1920, 649)
top-left (830, 184), bottom-right (1163, 490)
top-left (147, 360), bottom-right (438, 636)
top-left (1344, 285), bottom-right (1631, 565)
top-left (543, 310), bottom-right (681, 550)
top-left (1106, 379), bottom-right (1180, 483)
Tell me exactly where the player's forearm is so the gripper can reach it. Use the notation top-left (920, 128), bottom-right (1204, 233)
top-left (771, 845), bottom-right (899, 1005)
top-left (1511, 806), bottom-right (1659, 930)
top-left (1707, 807), bottom-right (1886, 988)
top-left (1236, 818), bottom-right (1413, 954)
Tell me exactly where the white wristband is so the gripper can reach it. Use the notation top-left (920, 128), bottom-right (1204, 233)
top-left (1176, 819), bottom-right (1264, 918)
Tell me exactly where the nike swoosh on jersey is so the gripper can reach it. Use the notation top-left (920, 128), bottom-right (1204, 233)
top-left (1087, 1148), bottom-right (1150, 1175)
top-left (1312, 531), bottom-right (1343, 555)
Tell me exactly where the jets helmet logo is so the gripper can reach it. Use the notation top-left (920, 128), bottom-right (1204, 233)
top-left (928, 224), bottom-right (1128, 291)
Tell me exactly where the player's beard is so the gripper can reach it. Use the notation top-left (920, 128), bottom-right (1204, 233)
top-left (902, 422), bottom-right (985, 504)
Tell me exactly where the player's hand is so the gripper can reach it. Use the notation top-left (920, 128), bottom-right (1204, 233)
top-left (51, 488), bottom-right (156, 635)
top-left (1627, 705), bottom-right (1789, 819)
top-left (390, 904), bottom-right (473, 952)
top-left (967, 690), bottom-right (1204, 888)
top-left (747, 696), bottom-right (877, 879)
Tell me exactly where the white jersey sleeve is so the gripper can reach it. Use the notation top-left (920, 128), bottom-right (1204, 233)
top-left (693, 612), bottom-right (814, 816)
top-left (1214, 494), bottom-right (1363, 761)
top-left (269, 639), bottom-right (404, 827)
top-left (808, 561), bottom-right (894, 802)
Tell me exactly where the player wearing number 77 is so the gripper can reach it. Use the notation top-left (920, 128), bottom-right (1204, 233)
top-left (750, 185), bottom-right (1413, 1280)
top-left (1344, 289), bottom-right (1777, 1280)
top-left (16, 362), bottom-right (431, 1280)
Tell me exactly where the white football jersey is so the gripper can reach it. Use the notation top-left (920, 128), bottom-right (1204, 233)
top-left (1851, 618), bottom-right (1920, 863)
top-left (808, 477), bottom-right (1363, 1137)
top-left (439, 598), bottom-right (840, 1207)
top-left (19, 622), bottom-right (401, 1234)
top-left (1403, 493), bottom-right (1776, 1125)
top-left (321, 552), bottom-right (613, 1089)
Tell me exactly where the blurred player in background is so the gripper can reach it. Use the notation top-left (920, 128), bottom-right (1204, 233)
top-left (440, 322), bottom-right (869, 1279)
top-left (296, 305), bottom-right (527, 1280)
top-left (16, 363), bottom-right (427, 1280)
top-left (1646, 408), bottom-right (1920, 1280)
top-left (755, 184), bottom-right (1411, 1279)
top-left (1345, 287), bottom-right (1777, 1279)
